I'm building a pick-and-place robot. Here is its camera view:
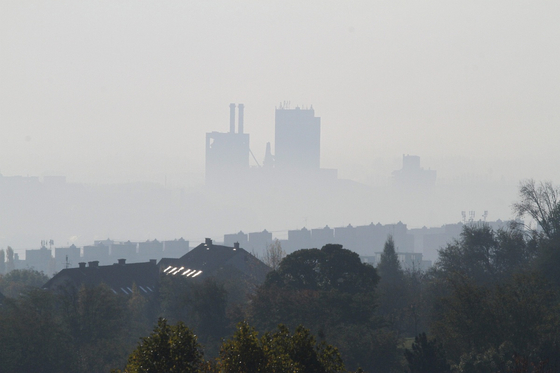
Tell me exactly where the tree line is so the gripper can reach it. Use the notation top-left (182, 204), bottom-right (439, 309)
top-left (0, 179), bottom-right (559, 372)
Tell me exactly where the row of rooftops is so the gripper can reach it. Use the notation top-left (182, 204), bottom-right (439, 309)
top-left (42, 239), bottom-right (271, 296)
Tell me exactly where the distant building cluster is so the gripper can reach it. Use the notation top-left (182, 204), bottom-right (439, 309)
top-left (224, 222), bottom-right (428, 271)
top-left (0, 218), bottom-right (516, 277)
top-left (205, 103), bottom-right (437, 190)
top-left (205, 103), bottom-right (337, 188)
top-left (2, 238), bottom-right (189, 277)
top-left (223, 219), bottom-right (517, 271)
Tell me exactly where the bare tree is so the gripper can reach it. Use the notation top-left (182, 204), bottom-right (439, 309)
top-left (0, 249), bottom-right (4, 275)
top-left (263, 239), bottom-right (285, 270)
top-left (6, 247), bottom-right (14, 273)
top-left (513, 179), bottom-right (560, 239)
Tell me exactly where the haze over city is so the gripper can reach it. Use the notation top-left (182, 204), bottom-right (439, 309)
top-left (3, 3), bottom-right (560, 372)
top-left (1, 1), bottom-right (559, 254)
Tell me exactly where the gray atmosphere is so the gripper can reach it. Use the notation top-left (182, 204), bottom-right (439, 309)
top-left (1, 1), bottom-right (559, 258)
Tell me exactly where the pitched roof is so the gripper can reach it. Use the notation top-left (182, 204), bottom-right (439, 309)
top-left (159, 240), bottom-right (270, 284)
top-left (43, 260), bottom-right (159, 295)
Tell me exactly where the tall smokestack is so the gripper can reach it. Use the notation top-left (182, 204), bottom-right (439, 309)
top-left (238, 103), bottom-right (244, 134)
top-left (229, 103), bottom-right (236, 133)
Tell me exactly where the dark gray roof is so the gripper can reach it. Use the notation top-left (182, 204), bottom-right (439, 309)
top-left (159, 241), bottom-right (270, 284)
top-left (43, 260), bottom-right (159, 295)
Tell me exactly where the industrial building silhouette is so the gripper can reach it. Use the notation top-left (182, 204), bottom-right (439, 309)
top-left (274, 103), bottom-right (321, 170)
top-left (205, 103), bottom-right (333, 187)
top-left (205, 103), bottom-right (250, 186)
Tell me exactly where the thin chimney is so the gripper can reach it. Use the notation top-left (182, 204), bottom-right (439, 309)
top-left (229, 103), bottom-right (236, 133)
top-left (238, 103), bottom-right (244, 134)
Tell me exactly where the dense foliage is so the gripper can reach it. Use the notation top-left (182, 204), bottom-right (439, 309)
top-left (120, 318), bottom-right (204, 373)
top-left (0, 179), bottom-right (559, 372)
top-left (250, 244), bottom-right (400, 372)
top-left (0, 268), bottom-right (50, 298)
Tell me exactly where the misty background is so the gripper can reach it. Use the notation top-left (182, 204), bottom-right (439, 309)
top-left (1, 1), bottom-right (559, 256)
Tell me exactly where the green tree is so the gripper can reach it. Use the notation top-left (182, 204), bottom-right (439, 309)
top-left (251, 245), bottom-right (399, 372)
top-left (431, 272), bottom-right (560, 370)
top-left (219, 322), bottom-right (345, 373)
top-left (376, 236), bottom-right (408, 320)
top-left (61, 284), bottom-right (131, 372)
top-left (435, 223), bottom-right (534, 287)
top-left (158, 276), bottom-right (230, 357)
top-left (128, 283), bottom-right (155, 344)
top-left (0, 289), bottom-right (73, 373)
top-left (0, 268), bottom-right (50, 298)
top-left (376, 236), bottom-right (402, 284)
top-left (122, 318), bottom-right (204, 373)
top-left (253, 245), bottom-right (379, 334)
top-left (404, 333), bottom-right (450, 373)
top-left (219, 321), bottom-right (267, 372)
top-left (265, 244), bottom-right (378, 294)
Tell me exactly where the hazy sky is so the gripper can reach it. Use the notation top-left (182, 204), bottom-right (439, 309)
top-left (2, 1), bottom-right (559, 186)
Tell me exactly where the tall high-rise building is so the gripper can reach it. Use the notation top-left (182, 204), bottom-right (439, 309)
top-left (205, 104), bottom-right (250, 185)
top-left (274, 105), bottom-right (320, 170)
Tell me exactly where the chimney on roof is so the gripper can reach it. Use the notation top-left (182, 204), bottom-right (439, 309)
top-left (150, 259), bottom-right (157, 265)
top-left (88, 261), bottom-right (99, 268)
top-left (234, 242), bottom-right (240, 249)
top-left (229, 103), bottom-right (236, 133)
top-left (118, 258), bottom-right (126, 266)
top-left (238, 103), bottom-right (244, 134)
top-left (205, 238), bottom-right (212, 246)
top-left (79, 262), bottom-right (86, 269)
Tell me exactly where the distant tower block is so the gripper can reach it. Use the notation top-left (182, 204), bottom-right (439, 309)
top-left (229, 103), bottom-right (236, 133)
top-left (238, 104), bottom-right (245, 134)
top-left (275, 105), bottom-right (321, 170)
top-left (391, 154), bottom-right (436, 190)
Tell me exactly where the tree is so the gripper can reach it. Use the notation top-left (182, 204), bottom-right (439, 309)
top-left (122, 318), bottom-right (204, 373)
top-left (376, 236), bottom-right (408, 328)
top-left (0, 289), bottom-right (73, 373)
top-left (435, 223), bottom-right (533, 287)
top-left (251, 245), bottom-right (393, 371)
top-left (219, 322), bottom-right (345, 373)
top-left (253, 244), bottom-right (379, 333)
top-left (404, 333), bottom-right (450, 373)
top-left (513, 180), bottom-right (560, 288)
top-left (514, 179), bottom-right (560, 239)
top-left (61, 284), bottom-right (131, 372)
top-left (264, 239), bottom-right (285, 270)
top-left (219, 321), bottom-right (267, 372)
top-left (0, 268), bottom-right (50, 298)
top-left (0, 249), bottom-right (5, 275)
top-left (266, 244), bottom-right (378, 294)
top-left (158, 275), bottom-right (230, 357)
top-left (6, 246), bottom-right (15, 273)
top-left (376, 236), bottom-right (402, 284)
top-left (431, 272), bottom-right (560, 370)
top-left (127, 283), bottom-right (154, 344)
